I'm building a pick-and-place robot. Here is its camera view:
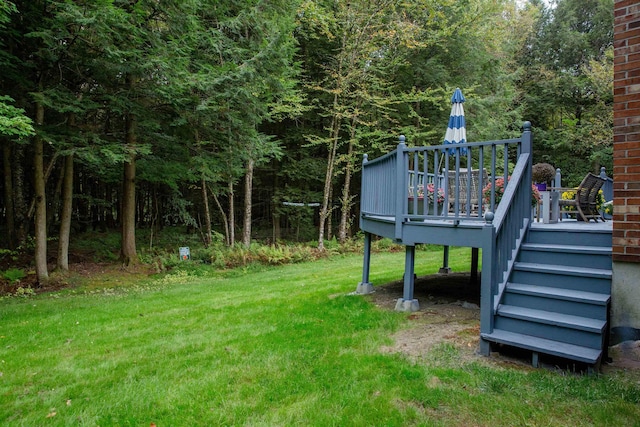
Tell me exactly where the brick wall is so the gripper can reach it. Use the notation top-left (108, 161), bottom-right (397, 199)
top-left (613, 1), bottom-right (640, 262)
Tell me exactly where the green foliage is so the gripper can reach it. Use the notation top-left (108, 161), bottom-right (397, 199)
top-left (0, 249), bottom-right (18, 262)
top-left (521, 0), bottom-right (614, 180)
top-left (0, 0), bottom-right (614, 256)
top-left (2, 268), bottom-right (25, 282)
top-left (10, 286), bottom-right (35, 298)
top-left (0, 95), bottom-right (34, 138)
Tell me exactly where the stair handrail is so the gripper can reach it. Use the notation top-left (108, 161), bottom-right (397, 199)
top-left (479, 123), bottom-right (533, 349)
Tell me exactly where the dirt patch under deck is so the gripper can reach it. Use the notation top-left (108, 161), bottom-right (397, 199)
top-left (369, 273), bottom-right (640, 374)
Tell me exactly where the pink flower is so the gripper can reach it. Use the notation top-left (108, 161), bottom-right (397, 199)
top-left (483, 176), bottom-right (540, 207)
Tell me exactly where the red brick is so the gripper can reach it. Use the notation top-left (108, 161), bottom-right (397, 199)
top-left (615, 157), bottom-right (640, 166)
top-left (614, 93), bottom-right (640, 103)
top-left (615, 71), bottom-right (628, 81)
top-left (613, 237), bottom-right (627, 246)
top-left (616, 0), bottom-right (638, 10)
top-left (624, 246), bottom-right (640, 255)
top-left (614, 108), bottom-right (640, 118)
top-left (625, 230), bottom-right (640, 239)
top-left (616, 61), bottom-right (640, 73)
top-left (619, 220), bottom-right (640, 230)
top-left (627, 166), bottom-right (640, 174)
top-left (615, 141), bottom-right (640, 150)
top-left (620, 28), bottom-right (640, 40)
top-left (613, 254), bottom-right (640, 263)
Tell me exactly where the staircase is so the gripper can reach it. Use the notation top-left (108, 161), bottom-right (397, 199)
top-left (482, 225), bottom-right (612, 369)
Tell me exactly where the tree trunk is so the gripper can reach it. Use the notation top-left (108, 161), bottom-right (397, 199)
top-left (338, 138), bottom-right (355, 243)
top-left (201, 175), bottom-right (212, 247)
top-left (242, 158), bottom-right (254, 247)
top-left (34, 100), bottom-right (49, 285)
top-left (47, 157), bottom-right (65, 235)
top-left (228, 180), bottom-right (235, 247)
top-left (2, 141), bottom-right (16, 249)
top-left (120, 80), bottom-right (139, 265)
top-left (56, 154), bottom-right (74, 272)
top-left (326, 183), bottom-right (333, 241)
top-left (318, 94), bottom-right (342, 250)
top-left (210, 186), bottom-right (230, 246)
top-left (13, 144), bottom-right (27, 246)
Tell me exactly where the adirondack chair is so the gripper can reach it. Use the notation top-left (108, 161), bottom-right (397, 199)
top-left (555, 172), bottom-right (606, 222)
top-left (447, 168), bottom-right (489, 215)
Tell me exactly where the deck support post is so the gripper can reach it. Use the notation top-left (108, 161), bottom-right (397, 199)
top-left (356, 232), bottom-right (374, 294)
top-left (479, 212), bottom-right (496, 356)
top-left (471, 247), bottom-right (479, 285)
top-left (439, 246), bottom-right (451, 274)
top-left (396, 245), bottom-right (419, 312)
top-left (532, 352), bottom-right (539, 368)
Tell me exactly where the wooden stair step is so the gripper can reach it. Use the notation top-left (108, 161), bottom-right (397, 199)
top-left (521, 243), bottom-right (612, 255)
top-left (497, 305), bottom-right (606, 333)
top-left (514, 262), bottom-right (612, 279)
top-left (481, 329), bottom-right (602, 364)
top-left (506, 283), bottom-right (610, 304)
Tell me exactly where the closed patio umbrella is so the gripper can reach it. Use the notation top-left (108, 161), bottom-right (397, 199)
top-left (443, 88), bottom-right (467, 155)
top-left (441, 88), bottom-right (473, 276)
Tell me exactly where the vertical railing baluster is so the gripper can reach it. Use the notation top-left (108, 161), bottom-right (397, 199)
top-left (491, 144), bottom-right (497, 212)
top-left (424, 150), bottom-right (430, 216)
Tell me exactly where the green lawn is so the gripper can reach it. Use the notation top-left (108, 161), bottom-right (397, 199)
top-left (2, 249), bottom-right (639, 426)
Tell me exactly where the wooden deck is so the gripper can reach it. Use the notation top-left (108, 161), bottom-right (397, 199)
top-left (357, 123), bottom-right (612, 368)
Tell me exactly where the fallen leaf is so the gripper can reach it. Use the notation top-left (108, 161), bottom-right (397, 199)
top-left (66, 399), bottom-right (72, 406)
top-left (46, 411), bottom-right (57, 418)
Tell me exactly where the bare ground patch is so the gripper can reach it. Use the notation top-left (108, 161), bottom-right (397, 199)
top-left (371, 273), bottom-right (484, 363)
top-left (369, 272), bottom-right (640, 375)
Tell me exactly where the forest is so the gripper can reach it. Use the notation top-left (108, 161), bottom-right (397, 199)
top-left (0, 0), bottom-right (614, 284)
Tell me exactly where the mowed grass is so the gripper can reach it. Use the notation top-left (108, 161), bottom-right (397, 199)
top-left (2, 248), bottom-right (640, 426)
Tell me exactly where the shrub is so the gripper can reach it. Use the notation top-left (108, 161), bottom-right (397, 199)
top-left (2, 268), bottom-right (26, 283)
top-left (532, 163), bottom-right (556, 184)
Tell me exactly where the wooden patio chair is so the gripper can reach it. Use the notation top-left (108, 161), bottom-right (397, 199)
top-left (447, 168), bottom-right (488, 215)
top-left (555, 172), bottom-right (606, 222)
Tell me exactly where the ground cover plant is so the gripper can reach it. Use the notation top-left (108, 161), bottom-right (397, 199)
top-left (2, 250), bottom-right (640, 426)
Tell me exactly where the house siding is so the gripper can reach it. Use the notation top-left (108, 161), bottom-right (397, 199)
top-left (612, 0), bottom-right (640, 339)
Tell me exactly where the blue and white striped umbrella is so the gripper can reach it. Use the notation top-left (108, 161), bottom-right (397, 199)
top-left (443, 88), bottom-right (467, 155)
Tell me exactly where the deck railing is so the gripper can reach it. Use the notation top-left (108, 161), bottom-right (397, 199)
top-left (360, 128), bottom-right (530, 227)
top-left (360, 122), bottom-right (534, 343)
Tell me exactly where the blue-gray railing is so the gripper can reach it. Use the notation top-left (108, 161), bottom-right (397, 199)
top-left (552, 166), bottom-right (613, 201)
top-left (552, 166), bottom-right (613, 219)
top-left (360, 129), bottom-right (529, 231)
top-left (360, 122), bottom-right (534, 346)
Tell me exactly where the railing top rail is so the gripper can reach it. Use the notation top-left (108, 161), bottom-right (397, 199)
top-left (492, 153), bottom-right (530, 234)
top-left (401, 138), bottom-right (522, 154)
top-left (362, 148), bottom-right (398, 167)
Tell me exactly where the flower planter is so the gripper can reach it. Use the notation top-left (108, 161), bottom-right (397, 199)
top-left (408, 197), bottom-right (443, 215)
